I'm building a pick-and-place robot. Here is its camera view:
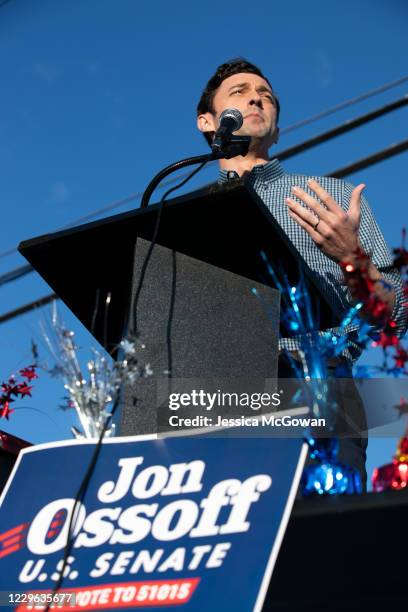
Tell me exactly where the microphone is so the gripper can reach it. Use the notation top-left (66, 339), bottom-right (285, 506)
top-left (212, 108), bottom-right (243, 152)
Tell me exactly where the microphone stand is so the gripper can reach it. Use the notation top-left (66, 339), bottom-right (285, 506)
top-left (140, 136), bottom-right (250, 209)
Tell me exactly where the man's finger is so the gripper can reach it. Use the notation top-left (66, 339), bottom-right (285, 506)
top-left (348, 184), bottom-right (365, 226)
top-left (286, 197), bottom-right (319, 225)
top-left (288, 209), bottom-right (324, 245)
top-left (291, 186), bottom-right (333, 223)
top-left (306, 179), bottom-right (343, 215)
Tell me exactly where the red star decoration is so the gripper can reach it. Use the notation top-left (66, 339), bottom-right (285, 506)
top-left (19, 366), bottom-right (38, 381)
top-left (0, 395), bottom-right (14, 405)
top-left (0, 401), bottom-right (14, 420)
top-left (341, 247), bottom-right (394, 325)
top-left (1, 383), bottom-right (12, 394)
top-left (372, 330), bottom-right (400, 349)
top-left (0, 363), bottom-right (38, 420)
top-left (398, 436), bottom-right (408, 456)
top-left (393, 347), bottom-right (408, 370)
top-left (16, 383), bottom-right (33, 398)
top-left (394, 397), bottom-right (408, 417)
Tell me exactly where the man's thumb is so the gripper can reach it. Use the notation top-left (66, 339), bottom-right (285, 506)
top-left (348, 183), bottom-right (365, 224)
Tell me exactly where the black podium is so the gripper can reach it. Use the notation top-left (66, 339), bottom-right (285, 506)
top-left (19, 181), bottom-right (338, 435)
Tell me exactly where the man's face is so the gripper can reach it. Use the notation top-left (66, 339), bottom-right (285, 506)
top-left (197, 72), bottom-right (279, 148)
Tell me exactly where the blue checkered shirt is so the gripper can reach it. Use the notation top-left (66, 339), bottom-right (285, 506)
top-left (219, 159), bottom-right (407, 362)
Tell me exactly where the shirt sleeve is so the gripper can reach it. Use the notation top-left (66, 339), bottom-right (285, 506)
top-left (343, 182), bottom-right (407, 338)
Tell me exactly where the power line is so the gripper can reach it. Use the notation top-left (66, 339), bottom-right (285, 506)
top-left (276, 95), bottom-right (408, 161)
top-left (0, 293), bottom-right (57, 325)
top-left (0, 75), bottom-right (407, 261)
top-left (280, 75), bottom-right (408, 134)
top-left (1, 138), bottom-right (407, 326)
top-left (0, 263), bottom-right (33, 287)
top-left (329, 138), bottom-right (408, 178)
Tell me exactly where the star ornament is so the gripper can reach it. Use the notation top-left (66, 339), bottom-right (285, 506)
top-left (0, 363), bottom-right (38, 421)
top-left (16, 383), bottom-right (33, 398)
top-left (395, 397), bottom-right (408, 417)
top-left (1, 382), bottom-right (19, 396)
top-left (19, 366), bottom-right (38, 381)
top-left (119, 338), bottom-right (137, 356)
top-left (0, 401), bottom-right (14, 420)
top-left (393, 347), bottom-right (408, 370)
top-left (372, 328), bottom-right (400, 349)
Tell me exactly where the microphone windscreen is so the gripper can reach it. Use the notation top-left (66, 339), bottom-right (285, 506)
top-left (218, 108), bottom-right (243, 131)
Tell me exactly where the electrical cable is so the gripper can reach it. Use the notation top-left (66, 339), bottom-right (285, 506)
top-left (329, 138), bottom-right (408, 178)
top-left (280, 75), bottom-right (408, 134)
top-left (0, 263), bottom-right (33, 287)
top-left (0, 293), bottom-right (57, 324)
top-left (276, 95), bottom-right (408, 161)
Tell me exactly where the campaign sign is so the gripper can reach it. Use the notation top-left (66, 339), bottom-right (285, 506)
top-left (0, 433), bottom-right (307, 611)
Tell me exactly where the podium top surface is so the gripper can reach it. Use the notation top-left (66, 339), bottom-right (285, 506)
top-left (19, 182), bottom-right (340, 352)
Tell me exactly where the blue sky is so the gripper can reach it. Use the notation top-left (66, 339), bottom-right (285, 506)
top-left (0, 0), bottom-right (407, 489)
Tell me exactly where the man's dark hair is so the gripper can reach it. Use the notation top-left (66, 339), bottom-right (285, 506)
top-left (197, 58), bottom-right (280, 146)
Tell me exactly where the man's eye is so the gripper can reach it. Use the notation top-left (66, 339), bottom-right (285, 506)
top-left (231, 89), bottom-right (242, 94)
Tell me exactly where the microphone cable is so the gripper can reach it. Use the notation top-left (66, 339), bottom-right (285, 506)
top-left (132, 159), bottom-right (209, 335)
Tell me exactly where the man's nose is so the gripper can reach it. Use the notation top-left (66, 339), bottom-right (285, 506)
top-left (248, 96), bottom-right (263, 109)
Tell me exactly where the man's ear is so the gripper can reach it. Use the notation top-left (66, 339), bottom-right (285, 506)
top-left (197, 112), bottom-right (217, 135)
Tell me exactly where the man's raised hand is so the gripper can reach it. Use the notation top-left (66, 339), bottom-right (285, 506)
top-left (285, 178), bottom-right (366, 263)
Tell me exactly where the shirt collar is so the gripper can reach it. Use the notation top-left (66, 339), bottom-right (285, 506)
top-left (218, 158), bottom-right (285, 184)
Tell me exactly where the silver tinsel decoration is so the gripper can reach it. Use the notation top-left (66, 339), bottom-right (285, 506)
top-left (41, 305), bottom-right (152, 439)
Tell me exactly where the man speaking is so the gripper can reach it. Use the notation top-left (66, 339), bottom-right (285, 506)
top-left (196, 58), bottom-right (407, 489)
